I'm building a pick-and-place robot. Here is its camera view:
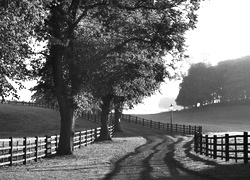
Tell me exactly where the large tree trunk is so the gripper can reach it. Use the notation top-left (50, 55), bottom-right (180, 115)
top-left (97, 94), bottom-right (113, 141)
top-left (51, 45), bottom-right (76, 155)
top-left (114, 108), bottom-right (123, 132)
top-left (57, 99), bottom-right (75, 155)
top-left (113, 96), bottom-right (124, 132)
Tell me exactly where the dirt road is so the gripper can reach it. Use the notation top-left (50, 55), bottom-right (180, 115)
top-left (104, 123), bottom-right (207, 180)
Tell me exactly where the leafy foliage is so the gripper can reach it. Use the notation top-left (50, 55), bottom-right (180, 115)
top-left (176, 56), bottom-right (250, 108)
top-left (0, 0), bottom-right (47, 99)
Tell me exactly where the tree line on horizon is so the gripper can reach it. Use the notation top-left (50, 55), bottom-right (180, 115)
top-left (176, 56), bottom-right (250, 108)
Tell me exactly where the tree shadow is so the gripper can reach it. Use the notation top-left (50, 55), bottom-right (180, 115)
top-left (104, 133), bottom-right (207, 180)
top-left (139, 136), bottom-right (169, 180)
top-left (103, 137), bottom-right (154, 180)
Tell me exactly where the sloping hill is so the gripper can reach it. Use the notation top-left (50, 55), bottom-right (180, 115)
top-left (135, 104), bottom-right (250, 132)
top-left (0, 104), bottom-right (99, 138)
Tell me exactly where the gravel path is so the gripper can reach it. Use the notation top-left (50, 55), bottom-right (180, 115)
top-left (0, 122), bottom-right (207, 180)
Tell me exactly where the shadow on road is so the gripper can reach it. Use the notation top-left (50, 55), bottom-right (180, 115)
top-left (104, 123), bottom-right (207, 180)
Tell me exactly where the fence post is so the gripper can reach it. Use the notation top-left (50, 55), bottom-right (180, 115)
top-left (205, 135), bottom-right (208, 156)
top-left (225, 134), bottom-right (229, 161)
top-left (244, 132), bottom-right (248, 163)
top-left (85, 131), bottom-right (88, 146)
top-left (213, 135), bottom-right (217, 159)
top-left (189, 125), bottom-right (191, 135)
top-left (150, 120), bottom-right (153, 128)
top-left (94, 128), bottom-right (98, 140)
top-left (194, 133), bottom-right (198, 153)
top-left (199, 126), bottom-right (203, 134)
top-left (79, 131), bottom-right (82, 148)
top-left (45, 136), bottom-right (49, 157)
top-left (23, 137), bottom-right (27, 165)
top-left (183, 125), bottom-right (185, 134)
top-left (176, 124), bottom-right (178, 133)
top-left (9, 137), bottom-right (13, 166)
top-left (142, 119), bottom-right (145, 126)
top-left (35, 136), bottom-right (39, 162)
top-left (135, 117), bottom-right (138, 124)
top-left (55, 134), bottom-right (59, 151)
top-left (200, 133), bottom-right (203, 155)
top-left (166, 123), bottom-right (169, 132)
top-left (91, 129), bottom-right (94, 142)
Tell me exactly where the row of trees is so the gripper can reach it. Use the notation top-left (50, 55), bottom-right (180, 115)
top-left (1, 0), bottom-right (201, 155)
top-left (176, 56), bottom-right (250, 108)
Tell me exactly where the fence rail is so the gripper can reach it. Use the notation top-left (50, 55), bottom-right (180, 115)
top-left (0, 101), bottom-right (114, 167)
top-left (121, 114), bottom-right (202, 135)
top-left (194, 132), bottom-right (250, 163)
top-left (5, 100), bottom-right (59, 110)
top-left (0, 126), bottom-right (114, 167)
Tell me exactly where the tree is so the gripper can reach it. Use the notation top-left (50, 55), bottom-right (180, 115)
top-left (88, 49), bottom-right (167, 138)
top-left (0, 0), bottom-right (46, 100)
top-left (40, 0), bottom-right (201, 155)
top-left (176, 56), bottom-right (250, 108)
top-left (0, 75), bottom-right (18, 103)
top-left (176, 63), bottom-right (212, 107)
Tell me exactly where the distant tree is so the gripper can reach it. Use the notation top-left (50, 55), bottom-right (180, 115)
top-left (218, 56), bottom-right (250, 104)
top-left (176, 63), bottom-right (211, 107)
top-left (177, 56), bottom-right (250, 108)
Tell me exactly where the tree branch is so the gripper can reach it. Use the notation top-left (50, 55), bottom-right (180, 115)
top-left (73, 0), bottom-right (109, 28)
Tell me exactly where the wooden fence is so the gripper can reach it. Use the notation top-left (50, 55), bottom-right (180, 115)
top-left (194, 132), bottom-right (250, 163)
top-left (121, 114), bottom-right (202, 135)
top-left (81, 112), bottom-right (114, 125)
top-left (0, 126), bottom-right (113, 167)
top-left (5, 100), bottom-right (59, 110)
top-left (0, 101), bottom-right (114, 167)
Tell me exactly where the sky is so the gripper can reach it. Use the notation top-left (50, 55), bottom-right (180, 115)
top-left (15, 0), bottom-right (250, 114)
top-left (125, 0), bottom-right (250, 114)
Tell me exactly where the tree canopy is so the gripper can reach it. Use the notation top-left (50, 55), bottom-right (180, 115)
top-left (2, 0), bottom-right (202, 155)
top-left (0, 0), bottom-right (47, 100)
top-left (176, 56), bottom-right (250, 108)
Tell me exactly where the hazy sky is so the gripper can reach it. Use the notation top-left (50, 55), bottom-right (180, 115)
top-left (15, 0), bottom-right (250, 114)
top-left (126, 0), bottom-right (250, 114)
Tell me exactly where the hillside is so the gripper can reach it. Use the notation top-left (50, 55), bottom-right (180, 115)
top-left (0, 104), bottom-right (99, 138)
top-left (135, 104), bottom-right (250, 133)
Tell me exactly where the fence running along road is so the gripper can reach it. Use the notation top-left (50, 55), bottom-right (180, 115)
top-left (121, 114), bottom-right (202, 135)
top-left (194, 131), bottom-right (250, 163)
top-left (0, 101), bottom-right (114, 167)
top-left (83, 112), bottom-right (202, 135)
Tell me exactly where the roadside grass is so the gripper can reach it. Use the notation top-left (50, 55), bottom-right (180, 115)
top-left (0, 104), bottom-right (99, 138)
top-left (134, 104), bottom-right (250, 133)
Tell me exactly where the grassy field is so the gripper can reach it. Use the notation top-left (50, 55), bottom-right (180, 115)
top-left (1, 103), bottom-right (250, 138)
top-left (135, 104), bottom-right (250, 133)
top-left (0, 104), bottom-right (99, 138)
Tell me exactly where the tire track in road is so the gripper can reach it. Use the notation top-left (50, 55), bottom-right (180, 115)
top-left (104, 134), bottom-right (208, 180)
